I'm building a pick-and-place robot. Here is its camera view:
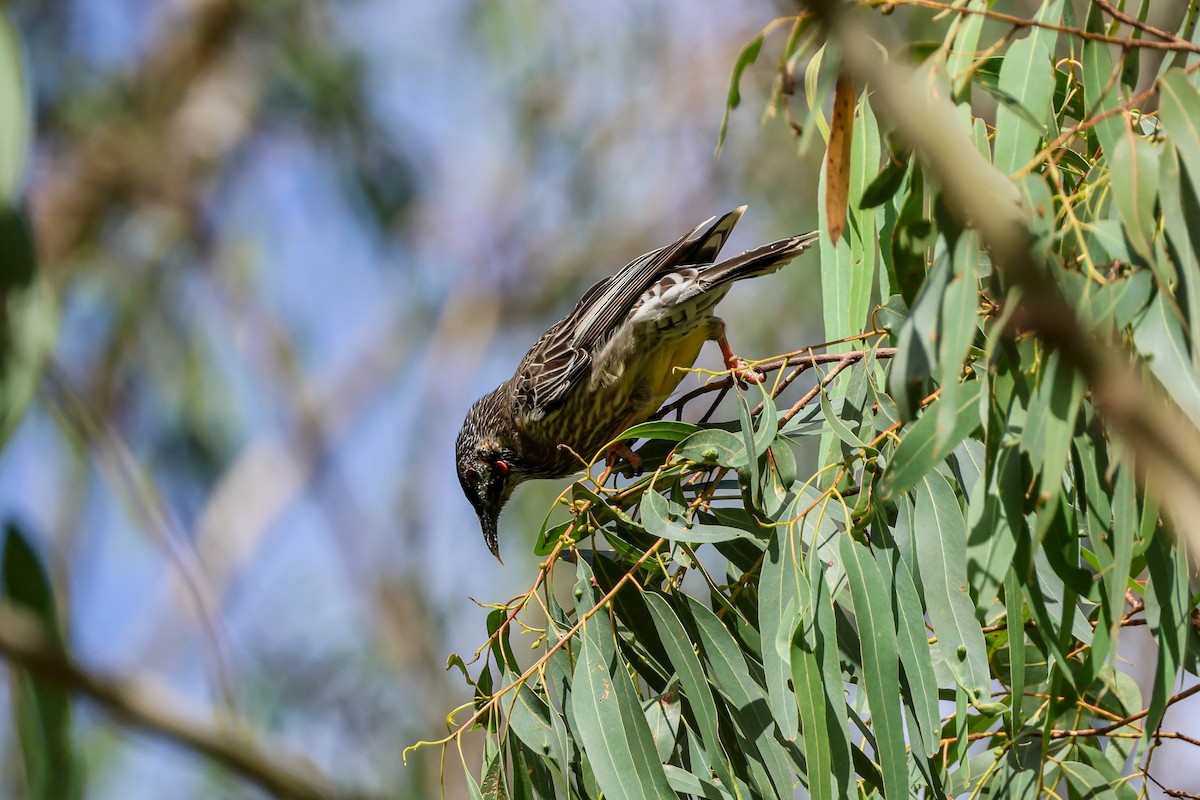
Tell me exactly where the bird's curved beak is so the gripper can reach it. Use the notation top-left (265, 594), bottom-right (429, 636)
top-left (479, 512), bottom-right (503, 563)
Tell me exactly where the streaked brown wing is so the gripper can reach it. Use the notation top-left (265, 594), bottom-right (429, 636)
top-left (512, 209), bottom-right (746, 416)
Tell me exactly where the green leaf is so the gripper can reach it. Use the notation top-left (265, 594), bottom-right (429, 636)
top-left (759, 523), bottom-right (809, 741)
top-left (643, 691), bottom-right (681, 763)
top-left (0, 15), bottom-right (28, 198)
top-left (570, 613), bottom-right (675, 800)
top-left (2, 522), bottom-right (77, 800)
top-left (736, 390), bottom-right (761, 508)
top-left (1105, 465), bottom-right (1137, 648)
top-left (675, 428), bottom-right (747, 468)
top-left (643, 592), bottom-right (737, 792)
top-left (534, 520), bottom-right (572, 557)
top-left (797, 558), bottom-right (854, 799)
top-left (1159, 68), bottom-right (1200, 190)
top-left (1058, 760), bottom-right (1119, 800)
top-left (0, 206), bottom-right (55, 446)
top-left (966, 444), bottom-right (1025, 620)
top-left (913, 472), bottom-right (989, 697)
top-left (510, 737), bottom-right (557, 800)
top-left (946, 0), bottom-right (987, 99)
top-left (1110, 125), bottom-right (1160, 262)
top-left (819, 377), bottom-right (869, 449)
top-left (992, 36), bottom-right (1054, 176)
top-left (481, 750), bottom-right (510, 800)
top-left (1144, 520), bottom-right (1189, 740)
top-left (716, 33), bottom-right (764, 156)
top-left (887, 253), bottom-right (950, 420)
top-left (878, 379), bottom-right (981, 499)
top-left (1133, 289), bottom-right (1200, 428)
top-left (859, 156), bottom-right (908, 209)
top-left (819, 94), bottom-right (881, 471)
top-left (463, 758), bottom-right (485, 800)
top-left (840, 537), bottom-right (907, 800)
top-left (936, 230), bottom-right (980, 450)
top-left (506, 681), bottom-right (570, 774)
top-left (487, 609), bottom-right (520, 674)
top-left (880, 547), bottom-right (939, 759)
top-left (640, 488), bottom-right (753, 544)
top-left (1021, 347), bottom-right (1083, 498)
top-left (685, 595), bottom-right (796, 800)
top-left (1080, 7), bottom-right (1123, 158)
top-left (663, 765), bottom-right (733, 800)
top-left (1160, 145), bottom-right (1200, 366)
top-left (617, 420), bottom-right (700, 443)
top-left (1003, 568), bottom-right (1027, 735)
top-left (789, 639), bottom-right (835, 800)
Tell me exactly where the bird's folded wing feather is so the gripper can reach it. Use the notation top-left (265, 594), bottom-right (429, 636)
top-left (512, 209), bottom-right (745, 415)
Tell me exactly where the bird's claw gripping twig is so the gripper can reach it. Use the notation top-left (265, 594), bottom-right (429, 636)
top-left (726, 357), bottom-right (765, 384)
top-left (717, 334), bottom-right (764, 384)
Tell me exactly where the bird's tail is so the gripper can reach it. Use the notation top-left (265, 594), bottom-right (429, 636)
top-left (698, 230), bottom-right (820, 289)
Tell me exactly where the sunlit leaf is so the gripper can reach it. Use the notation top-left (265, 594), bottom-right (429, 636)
top-left (992, 36), bottom-right (1054, 176)
top-left (840, 537), bottom-right (907, 800)
top-left (570, 613), bottom-right (675, 800)
top-left (1110, 121), bottom-right (1160, 263)
top-left (913, 472), bottom-right (989, 697)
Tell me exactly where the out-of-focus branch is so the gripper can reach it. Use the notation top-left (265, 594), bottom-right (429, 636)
top-left (0, 606), bottom-right (365, 800)
top-left (41, 364), bottom-right (236, 714)
top-left (801, 0), bottom-right (1200, 556)
top-left (32, 0), bottom-right (256, 270)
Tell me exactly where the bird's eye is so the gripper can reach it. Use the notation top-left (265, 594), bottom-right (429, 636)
top-left (464, 468), bottom-right (480, 485)
top-left (494, 460), bottom-right (509, 474)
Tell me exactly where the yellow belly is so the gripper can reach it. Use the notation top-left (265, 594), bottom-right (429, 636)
top-left (637, 326), bottom-right (709, 406)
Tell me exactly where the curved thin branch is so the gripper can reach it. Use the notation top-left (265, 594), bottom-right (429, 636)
top-left (0, 607), bottom-right (365, 800)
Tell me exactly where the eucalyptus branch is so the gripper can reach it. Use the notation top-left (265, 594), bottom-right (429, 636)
top-left (655, 345), bottom-right (896, 420)
top-left (880, 0), bottom-right (1200, 54)
top-left (404, 536), bottom-right (667, 759)
top-left (1047, 682), bottom-right (1200, 739)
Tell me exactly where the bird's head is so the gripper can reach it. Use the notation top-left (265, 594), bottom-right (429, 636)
top-left (455, 391), bottom-right (525, 561)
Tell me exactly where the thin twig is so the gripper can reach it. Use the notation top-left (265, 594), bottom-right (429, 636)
top-left (1095, 0), bottom-right (1184, 44)
top-left (882, 0), bottom-right (1200, 54)
top-left (655, 346), bottom-right (896, 420)
top-left (1048, 682), bottom-right (1200, 739)
top-left (404, 536), bottom-right (668, 758)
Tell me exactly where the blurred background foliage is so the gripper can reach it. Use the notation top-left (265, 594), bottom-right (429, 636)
top-left (0, 0), bottom-right (838, 797)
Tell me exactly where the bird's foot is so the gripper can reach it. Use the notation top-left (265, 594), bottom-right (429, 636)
top-left (726, 357), bottom-right (765, 384)
top-left (717, 334), bottom-right (764, 384)
top-left (606, 442), bottom-right (643, 474)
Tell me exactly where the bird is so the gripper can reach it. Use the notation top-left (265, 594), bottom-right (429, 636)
top-left (455, 207), bottom-right (818, 560)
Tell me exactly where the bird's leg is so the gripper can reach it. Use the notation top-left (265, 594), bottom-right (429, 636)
top-left (604, 412), bottom-right (644, 475)
top-left (606, 441), bottom-right (643, 473)
top-left (717, 334), bottom-right (765, 384)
